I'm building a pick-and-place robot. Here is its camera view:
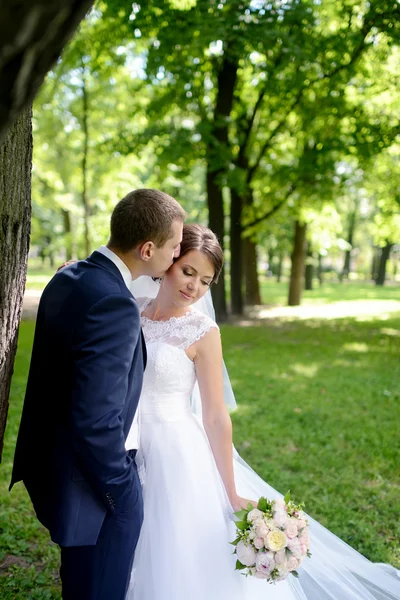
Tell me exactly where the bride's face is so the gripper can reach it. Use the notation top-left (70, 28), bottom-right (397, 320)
top-left (162, 249), bottom-right (215, 307)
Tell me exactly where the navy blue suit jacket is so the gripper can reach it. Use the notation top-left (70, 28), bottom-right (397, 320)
top-left (10, 251), bottom-right (146, 546)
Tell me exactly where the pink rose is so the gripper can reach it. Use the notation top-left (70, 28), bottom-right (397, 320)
top-left (256, 551), bottom-right (275, 576)
top-left (256, 523), bottom-right (269, 539)
top-left (254, 536), bottom-right (265, 550)
top-left (297, 519), bottom-right (307, 531)
top-left (285, 519), bottom-right (298, 539)
top-left (299, 528), bottom-right (310, 548)
top-left (274, 549), bottom-right (287, 566)
top-left (287, 538), bottom-right (303, 558)
top-left (287, 556), bottom-right (300, 571)
top-left (300, 543), bottom-right (308, 557)
top-left (254, 571), bottom-right (269, 579)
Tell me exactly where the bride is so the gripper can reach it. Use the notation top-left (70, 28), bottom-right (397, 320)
top-left (128, 223), bottom-right (400, 600)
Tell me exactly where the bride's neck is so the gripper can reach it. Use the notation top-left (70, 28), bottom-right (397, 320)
top-left (146, 294), bottom-right (189, 321)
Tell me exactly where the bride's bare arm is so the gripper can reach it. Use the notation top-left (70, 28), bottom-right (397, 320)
top-left (193, 328), bottom-right (255, 512)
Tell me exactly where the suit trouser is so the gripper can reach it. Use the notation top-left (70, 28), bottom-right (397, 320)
top-left (60, 460), bottom-right (143, 600)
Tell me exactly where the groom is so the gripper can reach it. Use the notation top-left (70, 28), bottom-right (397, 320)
top-left (10, 189), bottom-right (185, 600)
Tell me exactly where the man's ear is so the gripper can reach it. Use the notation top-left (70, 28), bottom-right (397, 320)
top-left (139, 241), bottom-right (155, 261)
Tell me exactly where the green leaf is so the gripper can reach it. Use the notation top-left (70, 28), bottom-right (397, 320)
top-left (235, 520), bottom-right (249, 531)
top-left (230, 537), bottom-right (241, 546)
top-left (235, 560), bottom-right (247, 571)
top-left (284, 490), bottom-right (291, 504)
top-left (291, 570), bottom-right (299, 578)
top-left (234, 509), bottom-right (248, 521)
top-left (247, 502), bottom-right (254, 511)
top-left (257, 497), bottom-right (268, 512)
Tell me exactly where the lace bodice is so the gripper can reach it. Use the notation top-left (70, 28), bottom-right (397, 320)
top-left (137, 297), bottom-right (219, 422)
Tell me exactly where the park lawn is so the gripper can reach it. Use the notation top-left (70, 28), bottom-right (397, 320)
top-left (1, 314), bottom-right (400, 597)
top-left (258, 278), bottom-right (400, 306)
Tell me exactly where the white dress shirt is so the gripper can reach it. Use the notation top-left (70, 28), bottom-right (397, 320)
top-left (97, 246), bottom-right (140, 450)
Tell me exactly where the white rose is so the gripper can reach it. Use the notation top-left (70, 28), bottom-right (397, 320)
top-left (253, 518), bottom-right (265, 529)
top-left (274, 566), bottom-right (289, 582)
top-left (265, 529), bottom-right (288, 552)
top-left (273, 498), bottom-right (287, 512)
top-left (256, 551), bottom-right (275, 576)
top-left (264, 518), bottom-right (276, 530)
top-left (273, 510), bottom-right (288, 528)
top-left (236, 540), bottom-right (257, 567)
top-left (247, 508), bottom-right (263, 523)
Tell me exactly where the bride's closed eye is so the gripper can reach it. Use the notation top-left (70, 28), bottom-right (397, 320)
top-left (183, 268), bottom-right (211, 287)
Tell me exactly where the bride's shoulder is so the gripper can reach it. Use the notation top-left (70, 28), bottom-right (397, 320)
top-left (187, 307), bottom-right (219, 335)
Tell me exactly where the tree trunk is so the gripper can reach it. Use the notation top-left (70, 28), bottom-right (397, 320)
top-left (81, 67), bottom-right (90, 257)
top-left (230, 188), bottom-right (243, 315)
top-left (207, 168), bottom-right (227, 321)
top-left (0, 0), bottom-right (94, 143)
top-left (304, 241), bottom-right (313, 291)
top-left (288, 221), bottom-right (307, 306)
top-left (341, 209), bottom-right (356, 280)
top-left (62, 209), bottom-right (73, 260)
top-left (371, 247), bottom-right (380, 281)
top-left (206, 55), bottom-right (238, 321)
top-left (375, 242), bottom-right (393, 286)
top-left (0, 110), bottom-right (32, 459)
top-left (317, 252), bottom-right (323, 285)
top-left (276, 252), bottom-right (283, 283)
top-left (243, 237), bottom-right (261, 305)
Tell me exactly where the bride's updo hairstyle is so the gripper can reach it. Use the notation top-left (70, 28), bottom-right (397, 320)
top-left (176, 224), bottom-right (224, 283)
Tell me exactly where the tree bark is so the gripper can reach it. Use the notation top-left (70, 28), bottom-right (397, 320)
top-left (81, 66), bottom-right (90, 256)
top-left (230, 188), bottom-right (243, 315)
top-left (288, 221), bottom-right (307, 306)
top-left (243, 237), bottom-right (261, 305)
top-left (0, 110), bottom-right (32, 459)
top-left (317, 252), bottom-right (323, 285)
top-left (276, 252), bottom-right (283, 283)
top-left (375, 242), bottom-right (393, 286)
top-left (304, 241), bottom-right (313, 291)
top-left (341, 209), bottom-right (356, 280)
top-left (62, 209), bottom-right (73, 260)
top-left (371, 246), bottom-right (380, 281)
top-left (206, 55), bottom-right (238, 321)
top-left (207, 168), bottom-right (227, 321)
top-left (0, 0), bottom-right (94, 143)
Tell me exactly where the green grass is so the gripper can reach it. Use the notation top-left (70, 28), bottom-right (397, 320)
top-left (1, 313), bottom-right (399, 596)
top-left (259, 278), bottom-right (400, 306)
top-left (0, 323), bottom-right (61, 599)
top-left (226, 315), bottom-right (400, 568)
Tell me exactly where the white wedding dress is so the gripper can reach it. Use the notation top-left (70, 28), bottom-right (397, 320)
top-left (127, 298), bottom-right (400, 600)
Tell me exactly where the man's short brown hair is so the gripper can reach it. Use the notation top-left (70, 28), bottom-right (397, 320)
top-left (109, 189), bottom-right (186, 251)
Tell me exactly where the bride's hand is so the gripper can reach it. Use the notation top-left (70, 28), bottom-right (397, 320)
top-left (57, 260), bottom-right (77, 272)
top-left (230, 495), bottom-right (257, 512)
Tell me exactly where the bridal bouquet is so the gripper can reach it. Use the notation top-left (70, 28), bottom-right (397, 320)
top-left (231, 492), bottom-right (310, 583)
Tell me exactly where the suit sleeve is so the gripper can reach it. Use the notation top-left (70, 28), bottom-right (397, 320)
top-left (71, 293), bottom-right (140, 510)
